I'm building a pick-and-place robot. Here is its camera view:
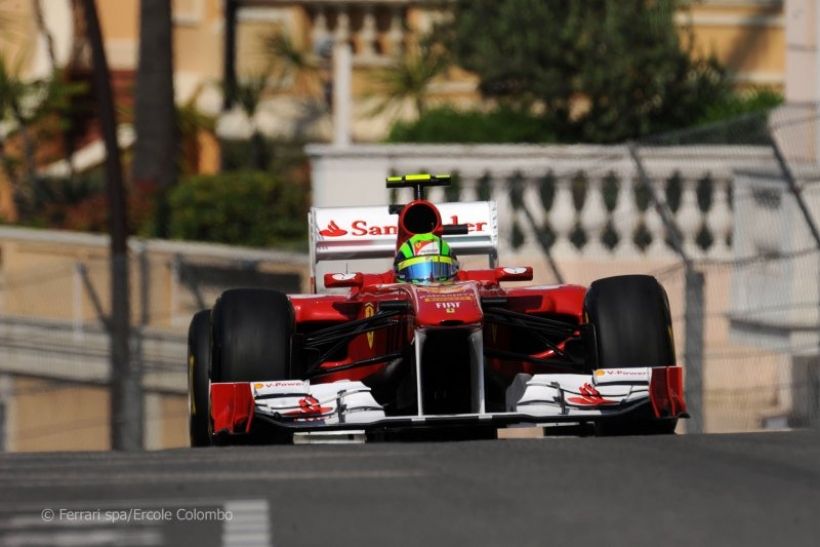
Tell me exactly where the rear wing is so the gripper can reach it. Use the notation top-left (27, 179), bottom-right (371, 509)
top-left (309, 201), bottom-right (498, 291)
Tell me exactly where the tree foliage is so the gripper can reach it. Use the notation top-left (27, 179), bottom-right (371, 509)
top-left (367, 41), bottom-right (449, 119)
top-left (260, 31), bottom-right (319, 93)
top-left (442, 0), bottom-right (734, 143)
top-left (388, 105), bottom-right (555, 143)
top-left (0, 55), bottom-right (84, 215)
top-left (168, 171), bottom-right (308, 248)
top-left (176, 84), bottom-right (216, 176)
top-left (697, 88), bottom-right (783, 126)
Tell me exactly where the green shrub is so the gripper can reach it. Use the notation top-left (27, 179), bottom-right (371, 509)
top-left (388, 89), bottom-right (783, 145)
top-left (696, 88), bottom-right (783, 125)
top-left (387, 106), bottom-right (556, 143)
top-left (169, 171), bottom-right (308, 249)
top-left (220, 137), bottom-right (308, 172)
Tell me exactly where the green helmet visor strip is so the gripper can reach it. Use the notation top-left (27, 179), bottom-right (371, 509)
top-left (394, 234), bottom-right (459, 283)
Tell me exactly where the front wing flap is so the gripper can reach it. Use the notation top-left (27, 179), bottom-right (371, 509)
top-left (210, 367), bottom-right (686, 436)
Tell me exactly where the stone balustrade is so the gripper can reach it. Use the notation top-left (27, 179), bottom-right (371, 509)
top-left (307, 143), bottom-right (781, 260)
top-left (299, 1), bottom-right (413, 63)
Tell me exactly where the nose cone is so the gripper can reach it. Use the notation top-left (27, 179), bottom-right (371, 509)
top-left (411, 284), bottom-right (483, 327)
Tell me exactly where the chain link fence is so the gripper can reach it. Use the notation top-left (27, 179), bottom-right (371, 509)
top-left (0, 233), bottom-right (308, 450)
top-left (634, 108), bottom-right (820, 432)
top-left (2, 109), bottom-right (819, 450)
top-left (386, 110), bottom-right (820, 432)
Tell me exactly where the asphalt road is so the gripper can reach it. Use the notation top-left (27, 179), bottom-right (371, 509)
top-left (0, 430), bottom-right (818, 547)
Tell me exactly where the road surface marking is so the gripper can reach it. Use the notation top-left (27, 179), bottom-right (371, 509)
top-left (223, 500), bottom-right (271, 547)
top-left (0, 526), bottom-right (161, 546)
top-left (0, 469), bottom-right (427, 488)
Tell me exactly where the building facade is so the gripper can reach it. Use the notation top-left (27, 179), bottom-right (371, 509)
top-left (0, 1), bottom-right (792, 145)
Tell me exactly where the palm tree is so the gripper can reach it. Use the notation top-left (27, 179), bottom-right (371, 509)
top-left (31, 0), bottom-right (57, 71)
top-left (0, 53), bottom-right (79, 215)
top-left (132, 0), bottom-right (176, 237)
top-left (228, 31), bottom-right (321, 167)
top-left (259, 30), bottom-right (332, 138)
top-left (177, 84), bottom-right (216, 175)
top-left (234, 73), bottom-right (271, 169)
top-left (80, 0), bottom-right (137, 451)
top-left (32, 0), bottom-right (81, 182)
top-left (260, 31), bottom-right (320, 97)
top-left (0, 55), bottom-right (26, 189)
top-left (367, 41), bottom-right (448, 119)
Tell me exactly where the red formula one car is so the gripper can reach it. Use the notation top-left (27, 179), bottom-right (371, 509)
top-left (188, 174), bottom-right (687, 445)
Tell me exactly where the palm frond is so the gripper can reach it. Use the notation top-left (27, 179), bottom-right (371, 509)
top-left (177, 83), bottom-right (216, 136)
top-left (0, 55), bottom-right (26, 120)
top-left (235, 74), bottom-right (270, 118)
top-left (258, 31), bottom-right (321, 99)
top-left (261, 32), bottom-right (317, 74)
top-left (366, 41), bottom-right (449, 119)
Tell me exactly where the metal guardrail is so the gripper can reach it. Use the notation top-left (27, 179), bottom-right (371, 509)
top-left (0, 226), bottom-right (310, 265)
top-left (0, 225), bottom-right (310, 399)
top-left (0, 316), bottom-right (186, 394)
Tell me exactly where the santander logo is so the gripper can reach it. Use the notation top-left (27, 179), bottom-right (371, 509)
top-left (318, 215), bottom-right (488, 238)
top-left (319, 221), bottom-right (348, 237)
top-left (285, 395), bottom-right (332, 417)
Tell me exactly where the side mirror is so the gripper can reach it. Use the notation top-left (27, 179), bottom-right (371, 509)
top-left (324, 272), bottom-right (364, 288)
top-left (494, 266), bottom-right (533, 282)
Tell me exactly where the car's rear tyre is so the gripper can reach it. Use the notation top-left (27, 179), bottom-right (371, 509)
top-left (211, 289), bottom-right (293, 383)
top-left (188, 309), bottom-right (212, 447)
top-left (584, 275), bottom-right (678, 436)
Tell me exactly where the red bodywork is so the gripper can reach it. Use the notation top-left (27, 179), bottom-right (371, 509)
top-left (290, 271), bottom-right (587, 384)
top-left (207, 191), bottom-right (686, 437)
top-left (211, 383), bottom-right (254, 434)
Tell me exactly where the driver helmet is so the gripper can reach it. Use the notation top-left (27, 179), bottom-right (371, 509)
top-left (394, 233), bottom-right (459, 284)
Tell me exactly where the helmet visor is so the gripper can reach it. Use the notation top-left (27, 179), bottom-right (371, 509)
top-left (396, 256), bottom-right (458, 283)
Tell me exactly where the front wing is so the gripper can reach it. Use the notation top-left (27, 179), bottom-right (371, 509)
top-left (209, 366), bottom-right (687, 437)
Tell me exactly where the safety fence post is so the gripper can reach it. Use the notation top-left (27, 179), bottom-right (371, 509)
top-left (684, 269), bottom-right (705, 433)
top-left (769, 133), bottom-right (820, 431)
top-left (629, 142), bottom-right (704, 432)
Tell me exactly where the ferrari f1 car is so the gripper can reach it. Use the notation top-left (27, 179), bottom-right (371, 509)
top-left (188, 174), bottom-right (687, 445)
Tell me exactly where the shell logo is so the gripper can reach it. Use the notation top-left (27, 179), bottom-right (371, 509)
top-left (364, 303), bottom-right (375, 349)
top-left (594, 369), bottom-right (606, 377)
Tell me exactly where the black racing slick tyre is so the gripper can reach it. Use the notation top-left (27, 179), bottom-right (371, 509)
top-left (211, 289), bottom-right (293, 383)
top-left (188, 309), bottom-right (212, 447)
top-left (584, 275), bottom-right (677, 435)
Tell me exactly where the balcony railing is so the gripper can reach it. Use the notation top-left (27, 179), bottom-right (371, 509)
top-left (239, 0), bottom-right (447, 63)
top-left (308, 143), bottom-right (782, 260)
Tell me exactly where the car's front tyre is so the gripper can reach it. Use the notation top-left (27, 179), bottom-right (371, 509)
top-left (584, 275), bottom-right (678, 436)
top-left (188, 309), bottom-right (212, 447)
top-left (211, 288), bottom-right (294, 383)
